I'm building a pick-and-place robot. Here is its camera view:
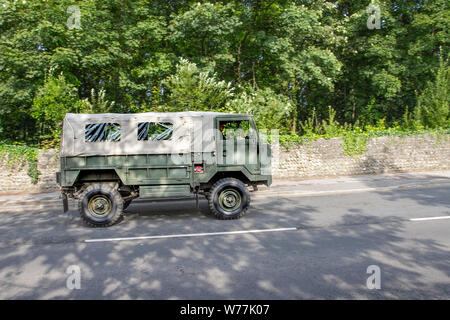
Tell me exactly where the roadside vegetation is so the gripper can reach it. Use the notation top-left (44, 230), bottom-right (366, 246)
top-left (0, 1), bottom-right (448, 157)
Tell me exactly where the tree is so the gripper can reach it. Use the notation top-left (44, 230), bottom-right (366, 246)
top-left (226, 86), bottom-right (294, 133)
top-left (0, 0), bottom-right (448, 143)
top-left (415, 53), bottom-right (449, 128)
top-left (162, 59), bottom-right (234, 112)
top-left (31, 74), bottom-right (80, 146)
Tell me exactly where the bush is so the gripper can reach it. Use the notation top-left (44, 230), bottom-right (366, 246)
top-left (0, 143), bottom-right (40, 183)
top-left (414, 55), bottom-right (449, 129)
top-left (226, 86), bottom-right (294, 133)
top-left (31, 74), bottom-right (115, 148)
top-left (31, 74), bottom-right (79, 147)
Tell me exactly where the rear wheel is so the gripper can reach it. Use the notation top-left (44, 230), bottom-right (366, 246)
top-left (208, 178), bottom-right (250, 220)
top-left (78, 184), bottom-right (124, 227)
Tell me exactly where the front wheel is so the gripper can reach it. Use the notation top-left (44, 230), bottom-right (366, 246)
top-left (208, 178), bottom-right (250, 220)
top-left (78, 184), bottom-right (124, 227)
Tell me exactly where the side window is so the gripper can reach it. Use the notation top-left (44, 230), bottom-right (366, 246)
top-left (85, 123), bottom-right (121, 142)
top-left (218, 120), bottom-right (253, 140)
top-left (138, 122), bottom-right (173, 141)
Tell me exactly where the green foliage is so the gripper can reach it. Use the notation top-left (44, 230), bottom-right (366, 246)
top-left (226, 86), bottom-right (294, 133)
top-left (31, 74), bottom-right (79, 147)
top-left (30, 74), bottom-right (115, 147)
top-left (415, 54), bottom-right (450, 129)
top-left (342, 132), bottom-right (369, 156)
top-left (401, 107), bottom-right (425, 131)
top-left (77, 88), bottom-right (116, 114)
top-left (0, 143), bottom-right (40, 184)
top-left (168, 2), bottom-right (241, 72)
top-left (0, 0), bottom-right (449, 145)
top-left (299, 108), bottom-right (320, 138)
top-left (280, 111), bottom-right (450, 156)
top-left (298, 106), bottom-right (348, 139)
top-left (162, 59), bottom-right (234, 112)
top-left (322, 106), bottom-right (347, 138)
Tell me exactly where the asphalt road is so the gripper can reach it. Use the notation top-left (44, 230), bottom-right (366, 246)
top-left (0, 173), bottom-right (449, 299)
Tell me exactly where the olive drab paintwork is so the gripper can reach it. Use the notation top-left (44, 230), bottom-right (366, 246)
top-left (57, 112), bottom-right (272, 202)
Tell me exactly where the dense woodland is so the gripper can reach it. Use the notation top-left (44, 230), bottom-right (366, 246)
top-left (0, 0), bottom-right (448, 147)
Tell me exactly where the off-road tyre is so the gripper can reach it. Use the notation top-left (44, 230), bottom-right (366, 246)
top-left (78, 183), bottom-right (124, 227)
top-left (208, 178), bottom-right (250, 220)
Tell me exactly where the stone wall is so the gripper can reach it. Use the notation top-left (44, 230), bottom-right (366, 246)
top-left (0, 134), bottom-right (449, 193)
top-left (0, 149), bottom-right (59, 194)
top-left (273, 134), bottom-right (450, 178)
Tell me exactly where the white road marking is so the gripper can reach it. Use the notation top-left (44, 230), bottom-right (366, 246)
top-left (254, 182), bottom-right (450, 199)
top-left (410, 216), bottom-right (450, 222)
top-left (85, 227), bottom-right (298, 243)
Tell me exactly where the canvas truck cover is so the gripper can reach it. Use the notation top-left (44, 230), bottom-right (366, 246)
top-left (60, 111), bottom-right (247, 157)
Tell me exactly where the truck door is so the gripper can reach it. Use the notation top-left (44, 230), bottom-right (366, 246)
top-left (215, 117), bottom-right (260, 175)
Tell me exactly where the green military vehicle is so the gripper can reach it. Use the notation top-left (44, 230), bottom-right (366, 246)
top-left (56, 111), bottom-right (272, 227)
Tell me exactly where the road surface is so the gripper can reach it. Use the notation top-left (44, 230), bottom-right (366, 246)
top-left (0, 172), bottom-right (449, 299)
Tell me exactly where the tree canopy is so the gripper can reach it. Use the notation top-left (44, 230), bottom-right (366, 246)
top-left (0, 0), bottom-right (448, 146)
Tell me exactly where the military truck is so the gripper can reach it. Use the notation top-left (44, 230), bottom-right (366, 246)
top-left (56, 111), bottom-right (272, 227)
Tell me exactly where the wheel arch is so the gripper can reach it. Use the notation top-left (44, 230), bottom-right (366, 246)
top-left (203, 171), bottom-right (251, 190)
top-left (73, 169), bottom-right (125, 187)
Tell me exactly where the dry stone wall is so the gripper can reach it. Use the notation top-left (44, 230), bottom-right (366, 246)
top-left (0, 134), bottom-right (448, 193)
